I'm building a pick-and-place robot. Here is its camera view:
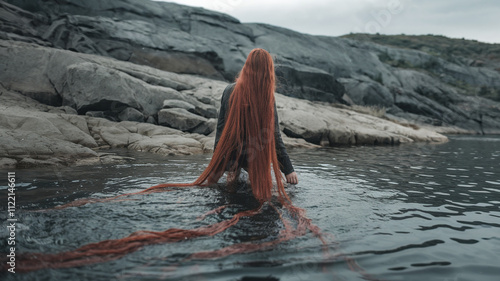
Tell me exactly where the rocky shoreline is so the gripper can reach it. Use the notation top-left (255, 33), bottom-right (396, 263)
top-left (2, 0), bottom-right (500, 134)
top-left (0, 39), bottom-right (449, 169)
top-left (5, 0), bottom-right (500, 169)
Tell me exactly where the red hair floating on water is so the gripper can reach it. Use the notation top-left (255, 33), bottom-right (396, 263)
top-left (12, 48), bottom-right (332, 273)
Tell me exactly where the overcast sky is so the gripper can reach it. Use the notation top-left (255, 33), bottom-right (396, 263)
top-left (155, 0), bottom-right (500, 44)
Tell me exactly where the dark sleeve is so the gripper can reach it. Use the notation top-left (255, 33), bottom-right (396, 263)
top-left (214, 84), bottom-right (234, 151)
top-left (274, 103), bottom-right (294, 175)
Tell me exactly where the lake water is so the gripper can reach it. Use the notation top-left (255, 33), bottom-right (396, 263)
top-left (1, 135), bottom-right (499, 280)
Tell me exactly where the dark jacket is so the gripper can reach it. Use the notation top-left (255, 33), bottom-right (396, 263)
top-left (214, 83), bottom-right (294, 175)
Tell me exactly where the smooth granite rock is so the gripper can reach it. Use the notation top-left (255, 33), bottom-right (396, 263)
top-left (2, 0), bottom-right (500, 133)
top-left (0, 44), bottom-right (449, 168)
top-left (158, 108), bottom-right (208, 132)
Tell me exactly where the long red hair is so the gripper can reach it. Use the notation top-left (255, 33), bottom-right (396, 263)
top-left (11, 49), bottom-right (332, 273)
top-left (195, 48), bottom-right (288, 202)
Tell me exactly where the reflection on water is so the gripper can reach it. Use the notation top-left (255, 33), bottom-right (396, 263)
top-left (1, 135), bottom-right (499, 280)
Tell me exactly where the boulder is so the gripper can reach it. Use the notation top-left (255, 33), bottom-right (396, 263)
top-left (191, 118), bottom-right (217, 136)
top-left (0, 39), bottom-right (199, 124)
top-left (191, 101), bottom-right (218, 118)
top-left (0, 106), bottom-right (98, 149)
top-left (145, 115), bottom-right (156, 124)
top-left (276, 93), bottom-right (448, 146)
top-left (158, 108), bottom-right (208, 132)
top-left (118, 107), bottom-right (145, 122)
top-left (0, 129), bottom-right (97, 163)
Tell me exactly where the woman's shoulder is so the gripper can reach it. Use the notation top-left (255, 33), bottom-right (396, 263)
top-left (222, 83), bottom-right (237, 100)
top-left (223, 83), bottom-right (236, 93)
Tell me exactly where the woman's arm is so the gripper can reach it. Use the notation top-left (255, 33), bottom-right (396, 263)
top-left (273, 103), bottom-right (298, 183)
top-left (214, 84), bottom-right (235, 151)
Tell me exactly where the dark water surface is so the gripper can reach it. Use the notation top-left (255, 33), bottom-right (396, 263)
top-left (1, 135), bottom-right (499, 280)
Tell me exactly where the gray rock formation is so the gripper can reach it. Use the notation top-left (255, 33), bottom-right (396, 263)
top-left (2, 0), bottom-right (499, 133)
top-left (0, 80), bottom-right (215, 168)
top-left (0, 39), bottom-right (447, 168)
top-left (0, 38), bottom-right (215, 129)
top-left (3, 0), bottom-right (495, 167)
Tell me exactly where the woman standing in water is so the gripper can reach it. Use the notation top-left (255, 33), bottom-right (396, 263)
top-left (150, 47), bottom-right (298, 201)
top-left (16, 48), bottom-right (323, 272)
top-left (213, 48), bottom-right (299, 190)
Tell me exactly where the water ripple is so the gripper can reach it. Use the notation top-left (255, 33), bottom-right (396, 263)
top-left (2, 136), bottom-right (500, 280)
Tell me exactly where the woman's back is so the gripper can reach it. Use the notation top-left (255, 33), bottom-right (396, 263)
top-left (208, 48), bottom-right (296, 201)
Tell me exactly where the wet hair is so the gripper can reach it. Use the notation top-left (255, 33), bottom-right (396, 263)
top-left (13, 48), bottom-right (329, 273)
top-left (201, 48), bottom-right (288, 202)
